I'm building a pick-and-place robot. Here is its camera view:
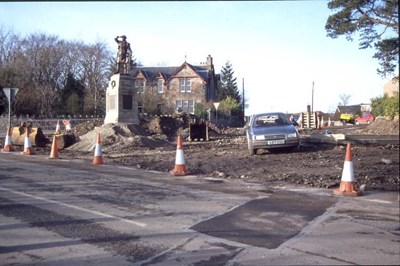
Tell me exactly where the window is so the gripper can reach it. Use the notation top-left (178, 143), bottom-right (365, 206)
top-left (188, 100), bottom-right (194, 113)
top-left (185, 79), bottom-right (191, 92)
top-left (176, 100), bottom-right (182, 112)
top-left (157, 79), bottom-right (163, 93)
top-left (135, 80), bottom-right (145, 93)
top-left (176, 100), bottom-right (194, 114)
top-left (179, 79), bottom-right (191, 93)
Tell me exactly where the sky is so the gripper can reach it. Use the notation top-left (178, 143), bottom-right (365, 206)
top-left (0, 1), bottom-right (396, 115)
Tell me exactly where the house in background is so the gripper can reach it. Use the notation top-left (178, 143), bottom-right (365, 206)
top-left (333, 103), bottom-right (371, 120)
top-left (132, 55), bottom-right (219, 115)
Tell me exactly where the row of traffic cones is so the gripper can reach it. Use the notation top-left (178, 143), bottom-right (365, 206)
top-left (316, 115), bottom-right (332, 129)
top-left (1, 125), bottom-right (102, 163)
top-left (2, 125), bottom-right (393, 199)
top-left (1, 127), bottom-right (35, 155)
top-left (84, 132), bottom-right (188, 171)
top-left (1, 125), bottom-right (187, 171)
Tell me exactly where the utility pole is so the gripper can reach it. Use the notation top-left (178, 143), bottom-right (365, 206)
top-left (311, 81), bottom-right (314, 113)
top-left (242, 78), bottom-right (245, 114)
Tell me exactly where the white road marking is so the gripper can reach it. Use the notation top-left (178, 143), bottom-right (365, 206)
top-left (365, 199), bottom-right (393, 204)
top-left (0, 186), bottom-right (147, 227)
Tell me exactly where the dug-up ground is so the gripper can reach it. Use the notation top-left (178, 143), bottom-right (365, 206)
top-left (25, 114), bottom-right (400, 192)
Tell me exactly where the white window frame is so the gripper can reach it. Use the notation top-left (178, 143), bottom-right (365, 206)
top-left (157, 79), bottom-right (163, 93)
top-left (185, 79), bottom-right (191, 92)
top-left (179, 78), bottom-right (191, 93)
top-left (136, 80), bottom-right (145, 93)
top-left (176, 100), bottom-right (194, 114)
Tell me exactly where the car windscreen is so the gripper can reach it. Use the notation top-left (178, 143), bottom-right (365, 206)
top-left (253, 114), bottom-right (290, 127)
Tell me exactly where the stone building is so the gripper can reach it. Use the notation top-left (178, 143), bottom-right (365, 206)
top-left (383, 77), bottom-right (399, 97)
top-left (132, 55), bottom-right (219, 114)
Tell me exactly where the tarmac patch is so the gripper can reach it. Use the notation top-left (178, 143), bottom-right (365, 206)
top-left (191, 190), bottom-right (336, 249)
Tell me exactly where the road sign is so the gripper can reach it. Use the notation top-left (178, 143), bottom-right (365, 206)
top-left (3, 88), bottom-right (19, 101)
top-left (213, 102), bottom-right (220, 110)
top-left (2, 88), bottom-right (19, 128)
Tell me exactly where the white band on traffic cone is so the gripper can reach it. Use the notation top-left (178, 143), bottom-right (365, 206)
top-left (4, 134), bottom-right (11, 146)
top-left (175, 149), bottom-right (185, 165)
top-left (341, 161), bottom-right (354, 182)
top-left (94, 143), bottom-right (102, 156)
top-left (24, 135), bottom-right (32, 149)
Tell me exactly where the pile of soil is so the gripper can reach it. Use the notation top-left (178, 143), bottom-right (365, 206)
top-left (356, 116), bottom-right (399, 135)
top-left (68, 123), bottom-right (172, 153)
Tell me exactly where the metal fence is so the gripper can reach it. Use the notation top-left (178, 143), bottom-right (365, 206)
top-left (0, 115), bottom-right (104, 132)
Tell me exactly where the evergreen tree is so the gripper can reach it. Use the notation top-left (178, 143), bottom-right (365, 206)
top-left (217, 61), bottom-right (241, 104)
top-left (325, 0), bottom-right (399, 77)
top-left (61, 73), bottom-right (85, 115)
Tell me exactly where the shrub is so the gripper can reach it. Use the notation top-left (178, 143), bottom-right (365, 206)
top-left (371, 92), bottom-right (399, 119)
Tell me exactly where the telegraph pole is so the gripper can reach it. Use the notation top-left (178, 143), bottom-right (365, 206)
top-left (311, 81), bottom-right (314, 113)
top-left (242, 78), bottom-right (245, 114)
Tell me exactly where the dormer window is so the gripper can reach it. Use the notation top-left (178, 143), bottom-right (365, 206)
top-left (157, 79), bottom-right (163, 93)
top-left (179, 78), bottom-right (191, 93)
top-left (135, 80), bottom-right (145, 93)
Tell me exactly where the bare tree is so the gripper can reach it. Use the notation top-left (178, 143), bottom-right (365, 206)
top-left (338, 93), bottom-right (351, 106)
top-left (79, 42), bottom-right (112, 116)
top-left (0, 26), bottom-right (114, 117)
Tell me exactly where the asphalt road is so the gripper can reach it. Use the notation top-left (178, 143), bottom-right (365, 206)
top-left (0, 152), bottom-right (399, 265)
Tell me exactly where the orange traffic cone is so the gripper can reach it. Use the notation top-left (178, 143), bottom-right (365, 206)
top-left (21, 128), bottom-right (34, 155)
top-left (334, 143), bottom-right (361, 197)
top-left (54, 119), bottom-right (61, 135)
top-left (170, 134), bottom-right (189, 176)
top-left (92, 132), bottom-right (103, 165)
top-left (49, 135), bottom-right (59, 159)
top-left (1, 127), bottom-right (14, 152)
top-left (316, 114), bottom-right (321, 129)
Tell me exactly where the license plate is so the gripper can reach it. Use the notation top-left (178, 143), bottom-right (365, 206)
top-left (267, 139), bottom-right (285, 145)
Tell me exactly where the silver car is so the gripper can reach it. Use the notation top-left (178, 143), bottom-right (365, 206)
top-left (246, 112), bottom-right (300, 155)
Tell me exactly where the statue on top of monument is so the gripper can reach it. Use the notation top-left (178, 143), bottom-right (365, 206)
top-left (115, 35), bottom-right (132, 74)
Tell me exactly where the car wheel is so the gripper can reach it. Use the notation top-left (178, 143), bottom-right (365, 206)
top-left (293, 144), bottom-right (301, 152)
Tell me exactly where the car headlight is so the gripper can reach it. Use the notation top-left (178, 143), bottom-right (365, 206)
top-left (287, 133), bottom-right (297, 138)
top-left (254, 135), bottom-right (265, 140)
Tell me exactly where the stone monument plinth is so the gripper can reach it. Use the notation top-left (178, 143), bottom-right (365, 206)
top-left (104, 73), bottom-right (139, 124)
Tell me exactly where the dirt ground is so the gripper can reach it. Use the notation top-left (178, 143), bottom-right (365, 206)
top-left (8, 115), bottom-right (400, 192)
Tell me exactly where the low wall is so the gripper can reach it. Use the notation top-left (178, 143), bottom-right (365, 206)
top-left (0, 116), bottom-right (104, 132)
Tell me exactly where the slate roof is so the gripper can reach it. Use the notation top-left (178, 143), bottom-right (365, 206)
top-left (336, 105), bottom-right (362, 114)
top-left (133, 62), bottom-right (210, 82)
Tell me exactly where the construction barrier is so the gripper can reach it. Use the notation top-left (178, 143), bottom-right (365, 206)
top-left (189, 122), bottom-right (209, 141)
top-left (11, 126), bottom-right (49, 147)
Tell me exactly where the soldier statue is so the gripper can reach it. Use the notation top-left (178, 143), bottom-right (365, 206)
top-left (115, 35), bottom-right (132, 74)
